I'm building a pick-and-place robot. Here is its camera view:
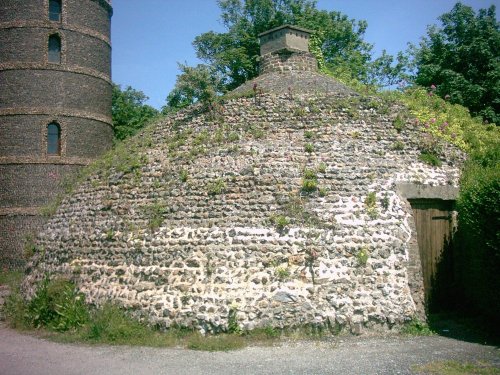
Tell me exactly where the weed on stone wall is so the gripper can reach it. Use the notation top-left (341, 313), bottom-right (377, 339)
top-left (179, 169), bottom-right (188, 183)
top-left (356, 248), bottom-right (369, 267)
top-left (317, 162), bottom-right (326, 174)
top-left (269, 214), bottom-right (290, 232)
top-left (364, 192), bottom-right (378, 219)
top-left (207, 178), bottom-right (227, 196)
top-left (142, 201), bottom-right (167, 231)
top-left (301, 169), bottom-right (318, 194)
top-left (304, 130), bottom-right (315, 139)
top-left (419, 152), bottom-right (442, 167)
top-left (304, 143), bottom-right (315, 153)
top-left (391, 141), bottom-right (405, 151)
top-left (393, 115), bottom-right (405, 133)
top-left (274, 266), bottom-right (291, 281)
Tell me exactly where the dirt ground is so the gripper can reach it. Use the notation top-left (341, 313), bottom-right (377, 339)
top-left (0, 323), bottom-right (498, 375)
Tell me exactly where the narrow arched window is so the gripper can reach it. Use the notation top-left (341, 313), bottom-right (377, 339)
top-left (49, 0), bottom-right (62, 22)
top-left (48, 34), bottom-right (61, 63)
top-left (47, 123), bottom-right (61, 155)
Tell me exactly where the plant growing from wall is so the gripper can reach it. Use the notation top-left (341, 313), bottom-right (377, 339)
top-left (301, 169), bottom-right (318, 194)
top-left (381, 193), bottom-right (390, 210)
top-left (143, 201), bottom-right (166, 231)
top-left (228, 132), bottom-right (240, 142)
top-left (270, 214), bottom-right (290, 232)
top-left (304, 143), bottom-right (314, 153)
top-left (356, 247), bottom-right (369, 266)
top-left (227, 307), bottom-right (242, 335)
top-left (391, 141), bottom-right (405, 151)
top-left (393, 115), bottom-right (405, 133)
top-left (179, 169), bottom-right (188, 182)
top-left (207, 178), bottom-right (227, 196)
top-left (275, 266), bottom-right (291, 281)
top-left (205, 254), bottom-right (214, 277)
top-left (417, 133), bottom-right (443, 166)
top-left (304, 131), bottom-right (315, 139)
top-left (295, 107), bottom-right (306, 117)
top-left (303, 229), bottom-right (322, 285)
top-left (419, 152), bottom-right (442, 167)
top-left (364, 192), bottom-right (378, 219)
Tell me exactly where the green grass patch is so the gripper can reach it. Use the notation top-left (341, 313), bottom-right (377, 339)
top-left (186, 333), bottom-right (246, 351)
top-left (419, 152), bottom-right (442, 167)
top-left (0, 270), bottom-right (23, 287)
top-left (413, 360), bottom-right (500, 375)
top-left (400, 319), bottom-right (434, 336)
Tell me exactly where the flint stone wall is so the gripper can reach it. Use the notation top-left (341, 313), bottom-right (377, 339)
top-left (24, 91), bottom-right (464, 334)
top-left (260, 50), bottom-right (318, 74)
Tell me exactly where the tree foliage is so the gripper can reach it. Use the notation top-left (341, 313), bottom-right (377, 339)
top-left (112, 84), bottom-right (159, 141)
top-left (412, 3), bottom-right (500, 124)
top-left (164, 63), bottom-right (223, 112)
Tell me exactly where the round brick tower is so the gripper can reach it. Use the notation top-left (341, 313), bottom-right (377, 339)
top-left (0, 0), bottom-right (113, 268)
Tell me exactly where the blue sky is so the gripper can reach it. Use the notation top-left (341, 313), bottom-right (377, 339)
top-left (111, 0), bottom-right (498, 109)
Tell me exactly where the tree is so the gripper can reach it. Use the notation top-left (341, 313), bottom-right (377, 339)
top-left (193, 0), bottom-right (373, 91)
top-left (367, 50), bottom-right (412, 88)
top-left (112, 84), bottom-right (159, 141)
top-left (412, 3), bottom-right (500, 124)
top-left (163, 63), bottom-right (223, 113)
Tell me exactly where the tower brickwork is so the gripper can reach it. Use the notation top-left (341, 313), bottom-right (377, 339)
top-left (0, 0), bottom-right (113, 267)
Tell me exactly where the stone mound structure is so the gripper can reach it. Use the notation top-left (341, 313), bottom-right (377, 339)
top-left (23, 26), bottom-right (464, 335)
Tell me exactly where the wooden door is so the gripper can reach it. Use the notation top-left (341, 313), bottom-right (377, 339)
top-left (409, 199), bottom-right (455, 302)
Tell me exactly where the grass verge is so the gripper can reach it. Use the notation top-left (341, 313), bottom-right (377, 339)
top-left (413, 360), bottom-right (500, 375)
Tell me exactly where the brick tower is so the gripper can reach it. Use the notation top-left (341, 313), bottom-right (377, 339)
top-left (0, 0), bottom-right (113, 268)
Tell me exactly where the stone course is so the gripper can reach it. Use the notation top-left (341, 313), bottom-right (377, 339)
top-left (24, 85), bottom-right (464, 334)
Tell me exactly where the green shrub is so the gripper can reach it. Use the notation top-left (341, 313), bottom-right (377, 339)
top-left (456, 142), bottom-right (500, 327)
top-left (85, 303), bottom-right (150, 343)
top-left (249, 126), bottom-right (264, 139)
top-left (317, 162), bottom-right (327, 173)
top-left (304, 143), bottom-right (314, 153)
top-left (3, 289), bottom-right (29, 329)
top-left (26, 277), bottom-right (89, 331)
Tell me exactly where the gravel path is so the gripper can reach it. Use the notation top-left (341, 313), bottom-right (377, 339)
top-left (0, 323), bottom-right (498, 375)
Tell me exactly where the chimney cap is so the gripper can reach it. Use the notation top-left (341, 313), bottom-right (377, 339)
top-left (258, 24), bottom-right (314, 38)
